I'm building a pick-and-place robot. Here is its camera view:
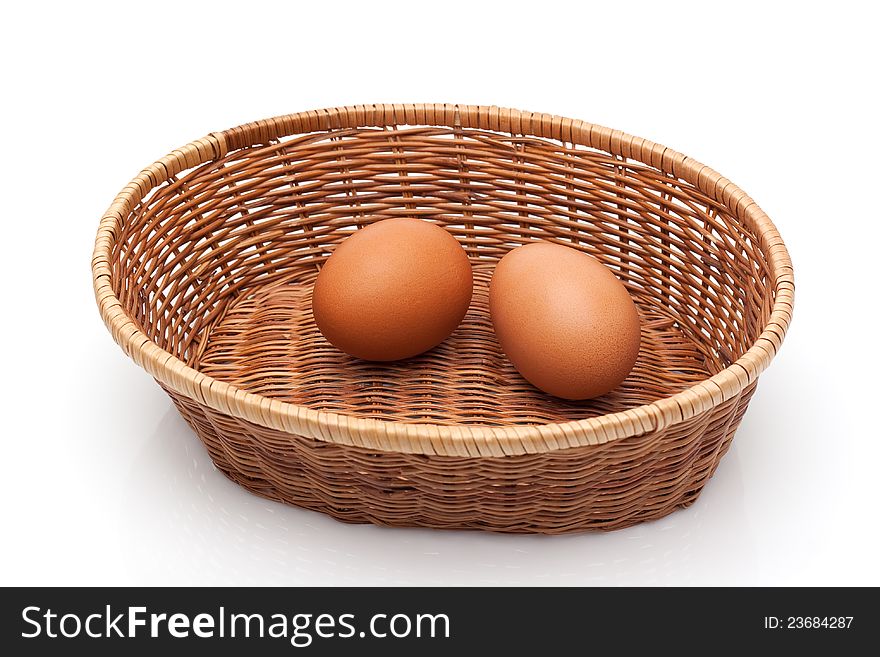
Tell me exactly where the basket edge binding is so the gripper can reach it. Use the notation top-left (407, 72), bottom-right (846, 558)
top-left (91, 103), bottom-right (794, 458)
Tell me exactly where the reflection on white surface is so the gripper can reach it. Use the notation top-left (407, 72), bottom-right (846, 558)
top-left (118, 407), bottom-right (755, 586)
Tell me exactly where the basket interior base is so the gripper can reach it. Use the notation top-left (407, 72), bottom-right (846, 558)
top-left (196, 263), bottom-right (714, 426)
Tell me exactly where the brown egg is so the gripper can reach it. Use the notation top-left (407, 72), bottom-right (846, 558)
top-left (489, 242), bottom-right (641, 400)
top-left (312, 218), bottom-right (473, 361)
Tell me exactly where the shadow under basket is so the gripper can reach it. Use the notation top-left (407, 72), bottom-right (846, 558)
top-left (93, 104), bottom-right (793, 534)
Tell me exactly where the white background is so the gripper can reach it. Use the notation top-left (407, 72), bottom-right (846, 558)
top-left (2, 1), bottom-right (877, 586)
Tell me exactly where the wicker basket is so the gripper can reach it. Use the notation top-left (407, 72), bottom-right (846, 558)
top-left (93, 104), bottom-right (793, 534)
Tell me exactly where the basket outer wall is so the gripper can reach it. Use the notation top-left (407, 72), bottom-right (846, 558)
top-left (165, 382), bottom-right (757, 532)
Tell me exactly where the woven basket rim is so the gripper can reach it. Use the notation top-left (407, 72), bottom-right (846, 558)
top-left (92, 104), bottom-right (794, 457)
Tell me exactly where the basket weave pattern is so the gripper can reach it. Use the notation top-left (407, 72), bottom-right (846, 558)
top-left (93, 105), bottom-right (793, 533)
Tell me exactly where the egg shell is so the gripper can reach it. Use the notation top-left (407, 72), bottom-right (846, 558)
top-left (312, 218), bottom-right (473, 361)
top-left (489, 242), bottom-right (641, 400)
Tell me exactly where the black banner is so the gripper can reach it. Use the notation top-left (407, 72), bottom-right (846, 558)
top-left (1, 587), bottom-right (873, 654)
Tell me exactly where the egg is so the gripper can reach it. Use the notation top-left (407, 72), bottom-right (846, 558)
top-left (312, 218), bottom-right (473, 361)
top-left (489, 242), bottom-right (641, 400)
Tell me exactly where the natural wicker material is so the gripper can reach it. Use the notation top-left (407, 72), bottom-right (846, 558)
top-left (93, 104), bottom-right (793, 533)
